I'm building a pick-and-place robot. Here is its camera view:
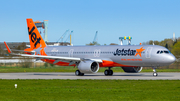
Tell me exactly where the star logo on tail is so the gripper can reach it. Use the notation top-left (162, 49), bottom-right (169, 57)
top-left (135, 47), bottom-right (145, 57)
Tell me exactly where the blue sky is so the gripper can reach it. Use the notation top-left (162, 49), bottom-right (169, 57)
top-left (0, 0), bottom-right (180, 45)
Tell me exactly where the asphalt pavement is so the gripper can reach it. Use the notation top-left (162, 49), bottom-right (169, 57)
top-left (0, 72), bottom-right (179, 80)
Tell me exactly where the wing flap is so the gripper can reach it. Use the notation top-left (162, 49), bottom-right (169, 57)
top-left (19, 54), bottom-right (81, 61)
top-left (16, 54), bottom-right (102, 63)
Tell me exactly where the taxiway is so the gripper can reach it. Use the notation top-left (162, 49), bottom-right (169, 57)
top-left (0, 72), bottom-right (179, 80)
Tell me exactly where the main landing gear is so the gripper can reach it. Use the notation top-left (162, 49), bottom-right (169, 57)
top-left (104, 67), bottom-right (113, 76)
top-left (75, 70), bottom-right (84, 76)
top-left (152, 67), bottom-right (158, 77)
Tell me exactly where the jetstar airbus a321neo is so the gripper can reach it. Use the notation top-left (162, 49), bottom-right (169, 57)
top-left (4, 18), bottom-right (176, 76)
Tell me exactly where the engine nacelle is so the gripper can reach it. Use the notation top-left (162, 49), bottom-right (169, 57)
top-left (121, 67), bottom-right (143, 73)
top-left (78, 60), bottom-right (99, 73)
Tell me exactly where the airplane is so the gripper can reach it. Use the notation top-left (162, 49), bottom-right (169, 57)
top-left (4, 18), bottom-right (176, 77)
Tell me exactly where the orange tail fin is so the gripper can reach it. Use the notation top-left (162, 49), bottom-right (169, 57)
top-left (26, 19), bottom-right (46, 50)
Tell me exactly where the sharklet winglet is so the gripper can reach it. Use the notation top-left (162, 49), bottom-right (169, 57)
top-left (4, 42), bottom-right (12, 53)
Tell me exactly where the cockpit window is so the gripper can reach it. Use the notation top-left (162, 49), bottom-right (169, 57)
top-left (164, 51), bottom-right (169, 53)
top-left (157, 51), bottom-right (160, 54)
top-left (160, 51), bottom-right (163, 54)
top-left (157, 50), bottom-right (170, 54)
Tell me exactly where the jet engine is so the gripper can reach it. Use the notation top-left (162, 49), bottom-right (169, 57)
top-left (78, 60), bottom-right (99, 73)
top-left (121, 67), bottom-right (143, 73)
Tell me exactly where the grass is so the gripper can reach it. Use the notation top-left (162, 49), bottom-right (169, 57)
top-left (0, 80), bottom-right (179, 101)
top-left (0, 66), bottom-right (180, 73)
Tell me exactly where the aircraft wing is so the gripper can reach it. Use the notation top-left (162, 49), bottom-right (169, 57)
top-left (14, 53), bottom-right (102, 63)
top-left (4, 41), bottom-right (102, 64)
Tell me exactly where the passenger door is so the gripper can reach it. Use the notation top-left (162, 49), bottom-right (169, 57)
top-left (146, 47), bottom-right (153, 58)
top-left (69, 49), bottom-right (74, 57)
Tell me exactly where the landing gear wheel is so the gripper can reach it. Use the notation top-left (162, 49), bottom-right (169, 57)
top-left (75, 70), bottom-right (80, 76)
top-left (104, 70), bottom-right (109, 76)
top-left (80, 73), bottom-right (84, 76)
top-left (75, 70), bottom-right (84, 76)
top-left (152, 67), bottom-right (158, 77)
top-left (109, 70), bottom-right (113, 76)
top-left (153, 72), bottom-right (158, 77)
top-left (104, 69), bottom-right (113, 76)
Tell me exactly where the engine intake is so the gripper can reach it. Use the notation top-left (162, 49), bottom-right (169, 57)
top-left (121, 67), bottom-right (143, 73)
top-left (78, 60), bottom-right (99, 73)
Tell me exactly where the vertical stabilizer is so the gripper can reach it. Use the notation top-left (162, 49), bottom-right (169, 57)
top-left (26, 19), bottom-right (46, 50)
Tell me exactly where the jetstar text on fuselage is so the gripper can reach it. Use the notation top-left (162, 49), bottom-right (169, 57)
top-left (114, 49), bottom-right (136, 56)
top-left (114, 47), bottom-right (145, 57)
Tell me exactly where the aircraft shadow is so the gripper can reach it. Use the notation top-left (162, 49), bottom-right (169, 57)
top-left (33, 73), bottom-right (61, 76)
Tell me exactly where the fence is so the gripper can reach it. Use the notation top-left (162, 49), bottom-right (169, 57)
top-left (0, 57), bottom-right (45, 68)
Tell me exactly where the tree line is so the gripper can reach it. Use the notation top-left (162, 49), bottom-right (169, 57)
top-left (142, 37), bottom-right (180, 58)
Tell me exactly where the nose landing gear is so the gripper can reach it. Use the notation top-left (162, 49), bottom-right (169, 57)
top-left (152, 67), bottom-right (158, 77)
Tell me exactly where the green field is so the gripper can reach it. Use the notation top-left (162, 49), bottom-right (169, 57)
top-left (0, 66), bottom-right (180, 73)
top-left (0, 80), bottom-right (180, 101)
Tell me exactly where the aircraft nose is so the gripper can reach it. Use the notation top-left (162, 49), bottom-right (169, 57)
top-left (168, 55), bottom-right (176, 63)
